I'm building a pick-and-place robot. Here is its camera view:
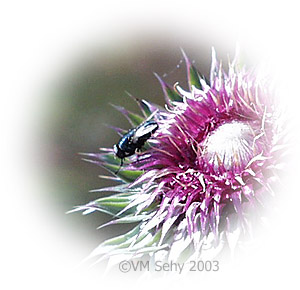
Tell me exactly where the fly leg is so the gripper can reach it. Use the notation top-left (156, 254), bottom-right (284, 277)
top-left (135, 147), bottom-right (143, 163)
top-left (115, 158), bottom-right (123, 174)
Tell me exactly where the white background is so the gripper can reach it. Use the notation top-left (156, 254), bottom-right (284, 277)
top-left (2, 0), bottom-right (300, 289)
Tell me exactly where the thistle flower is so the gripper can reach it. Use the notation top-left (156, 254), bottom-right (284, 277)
top-left (71, 48), bottom-right (284, 266)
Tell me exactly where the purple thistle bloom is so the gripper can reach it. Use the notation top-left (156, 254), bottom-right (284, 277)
top-left (71, 48), bottom-right (283, 264)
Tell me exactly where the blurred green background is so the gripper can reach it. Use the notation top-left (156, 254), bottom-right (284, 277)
top-left (40, 35), bottom-right (246, 256)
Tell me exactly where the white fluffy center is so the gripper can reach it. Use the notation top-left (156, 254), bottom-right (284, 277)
top-left (203, 121), bottom-right (255, 170)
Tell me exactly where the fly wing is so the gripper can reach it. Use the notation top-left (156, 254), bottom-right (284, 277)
top-left (132, 122), bottom-right (158, 142)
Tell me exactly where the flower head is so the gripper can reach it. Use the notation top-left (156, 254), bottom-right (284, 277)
top-left (72, 48), bottom-right (283, 265)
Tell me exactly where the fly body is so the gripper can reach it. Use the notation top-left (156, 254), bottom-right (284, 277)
top-left (113, 120), bottom-right (158, 173)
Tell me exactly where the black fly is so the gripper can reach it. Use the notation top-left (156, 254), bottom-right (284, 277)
top-left (113, 116), bottom-right (158, 174)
